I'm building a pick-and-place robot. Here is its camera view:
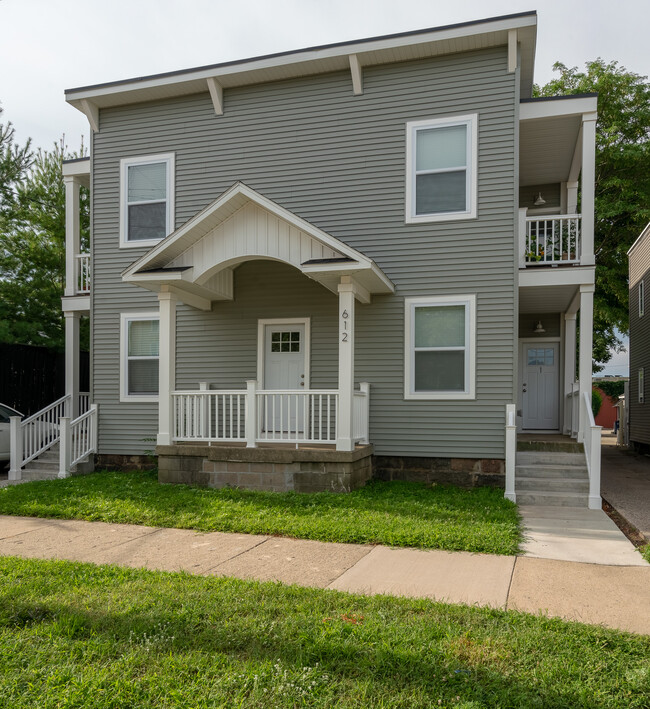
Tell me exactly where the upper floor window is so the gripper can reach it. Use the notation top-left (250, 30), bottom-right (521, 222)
top-left (120, 154), bottom-right (175, 248)
top-left (405, 115), bottom-right (477, 224)
top-left (404, 294), bottom-right (476, 400)
top-left (640, 280), bottom-right (645, 317)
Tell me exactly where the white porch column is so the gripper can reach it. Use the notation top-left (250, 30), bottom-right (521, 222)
top-left (580, 114), bottom-right (597, 265)
top-left (64, 176), bottom-right (81, 296)
top-left (564, 313), bottom-right (577, 435)
top-left (337, 277), bottom-right (356, 451)
top-left (578, 285), bottom-right (594, 442)
top-left (64, 311), bottom-right (80, 420)
top-left (157, 289), bottom-right (177, 446)
top-left (565, 180), bottom-right (579, 215)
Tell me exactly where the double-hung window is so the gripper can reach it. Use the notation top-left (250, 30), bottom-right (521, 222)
top-left (405, 295), bottom-right (476, 400)
top-left (406, 115), bottom-right (477, 223)
top-left (120, 153), bottom-right (174, 247)
top-left (120, 313), bottom-right (159, 402)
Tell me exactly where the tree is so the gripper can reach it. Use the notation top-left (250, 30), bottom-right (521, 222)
top-left (535, 60), bottom-right (650, 370)
top-left (0, 107), bottom-right (32, 223)
top-left (0, 139), bottom-right (89, 350)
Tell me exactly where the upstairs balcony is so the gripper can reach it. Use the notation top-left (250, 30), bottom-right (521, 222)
top-left (76, 253), bottom-right (91, 294)
top-left (518, 213), bottom-right (584, 268)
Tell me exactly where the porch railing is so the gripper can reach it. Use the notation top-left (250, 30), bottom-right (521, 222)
top-left (9, 392), bottom-right (91, 480)
top-left (522, 215), bottom-right (581, 266)
top-left (76, 254), bottom-right (90, 294)
top-left (172, 382), bottom-right (370, 447)
top-left (59, 404), bottom-right (98, 477)
top-left (581, 392), bottom-right (602, 510)
top-left (565, 382), bottom-right (580, 438)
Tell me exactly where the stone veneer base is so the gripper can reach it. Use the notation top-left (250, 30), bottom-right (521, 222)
top-left (156, 444), bottom-right (374, 493)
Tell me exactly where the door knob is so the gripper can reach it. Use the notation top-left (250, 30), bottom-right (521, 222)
top-left (300, 382), bottom-right (304, 386)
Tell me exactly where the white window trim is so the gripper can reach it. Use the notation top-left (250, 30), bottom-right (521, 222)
top-left (405, 114), bottom-right (478, 224)
top-left (256, 318), bottom-right (311, 390)
top-left (639, 368), bottom-right (645, 404)
top-left (120, 312), bottom-right (160, 403)
top-left (640, 280), bottom-right (645, 317)
top-left (119, 153), bottom-right (175, 249)
top-left (404, 294), bottom-right (476, 400)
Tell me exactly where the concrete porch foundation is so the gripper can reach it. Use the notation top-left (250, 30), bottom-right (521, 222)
top-left (157, 443), bottom-right (373, 493)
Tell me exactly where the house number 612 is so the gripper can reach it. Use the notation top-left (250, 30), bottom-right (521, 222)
top-left (341, 309), bottom-right (349, 342)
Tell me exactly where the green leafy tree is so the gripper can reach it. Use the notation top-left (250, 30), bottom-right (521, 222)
top-left (0, 139), bottom-right (89, 349)
top-left (0, 107), bottom-right (32, 224)
top-left (536, 60), bottom-right (650, 369)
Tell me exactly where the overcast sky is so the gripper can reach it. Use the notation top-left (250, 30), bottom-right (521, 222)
top-left (1, 0), bottom-right (644, 374)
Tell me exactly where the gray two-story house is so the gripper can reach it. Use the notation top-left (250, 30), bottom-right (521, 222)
top-left (9, 11), bottom-right (603, 507)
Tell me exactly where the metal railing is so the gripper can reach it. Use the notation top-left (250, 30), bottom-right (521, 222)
top-left (524, 215), bottom-right (581, 266)
top-left (76, 254), bottom-right (90, 294)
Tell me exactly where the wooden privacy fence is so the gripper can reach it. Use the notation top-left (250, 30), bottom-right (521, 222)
top-left (0, 343), bottom-right (89, 416)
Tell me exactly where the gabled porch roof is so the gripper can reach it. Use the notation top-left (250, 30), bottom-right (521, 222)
top-left (122, 182), bottom-right (394, 310)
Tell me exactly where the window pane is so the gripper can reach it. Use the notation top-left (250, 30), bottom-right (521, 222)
top-left (416, 125), bottom-right (467, 171)
top-left (128, 163), bottom-right (167, 202)
top-left (416, 171), bottom-right (466, 215)
top-left (129, 320), bottom-right (159, 357)
top-left (415, 305), bottom-right (465, 348)
top-left (414, 351), bottom-right (465, 392)
top-left (128, 203), bottom-right (167, 241)
top-left (128, 359), bottom-right (159, 394)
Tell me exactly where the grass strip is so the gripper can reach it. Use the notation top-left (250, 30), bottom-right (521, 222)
top-left (0, 556), bottom-right (648, 708)
top-left (0, 471), bottom-right (520, 555)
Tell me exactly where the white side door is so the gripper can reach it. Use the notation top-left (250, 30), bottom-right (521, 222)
top-left (522, 343), bottom-right (559, 430)
top-left (263, 324), bottom-right (306, 433)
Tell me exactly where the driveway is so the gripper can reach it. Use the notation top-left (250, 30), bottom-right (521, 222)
top-left (601, 433), bottom-right (650, 542)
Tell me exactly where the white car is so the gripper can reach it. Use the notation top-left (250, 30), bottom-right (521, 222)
top-left (0, 402), bottom-right (23, 463)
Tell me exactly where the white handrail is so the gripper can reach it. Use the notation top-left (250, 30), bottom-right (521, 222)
top-left (504, 404), bottom-right (516, 502)
top-left (524, 214), bottom-right (581, 266)
top-left (173, 390), bottom-right (247, 442)
top-left (59, 404), bottom-right (98, 477)
top-left (353, 382), bottom-right (370, 443)
top-left (257, 390), bottom-right (338, 444)
top-left (581, 392), bottom-right (602, 509)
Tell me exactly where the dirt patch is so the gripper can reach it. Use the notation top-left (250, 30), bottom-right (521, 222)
top-left (602, 498), bottom-right (648, 547)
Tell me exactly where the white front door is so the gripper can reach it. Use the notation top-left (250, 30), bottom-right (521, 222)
top-left (522, 343), bottom-right (559, 430)
top-left (263, 324), bottom-right (306, 432)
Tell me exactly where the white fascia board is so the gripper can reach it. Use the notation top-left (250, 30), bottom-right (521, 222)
top-left (628, 222), bottom-right (650, 256)
top-left (66, 14), bottom-right (536, 107)
top-left (62, 159), bottom-right (90, 178)
top-left (519, 266), bottom-right (595, 288)
top-left (520, 96), bottom-right (598, 121)
top-left (61, 295), bottom-right (90, 313)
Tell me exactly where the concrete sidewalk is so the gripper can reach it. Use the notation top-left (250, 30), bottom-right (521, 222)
top-left (1, 515), bottom-right (649, 636)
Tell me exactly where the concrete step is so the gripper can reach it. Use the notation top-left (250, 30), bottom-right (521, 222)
top-left (23, 458), bottom-right (60, 471)
top-left (515, 464), bottom-right (588, 480)
top-left (516, 476), bottom-right (590, 493)
top-left (517, 440), bottom-right (584, 454)
top-left (516, 490), bottom-right (589, 507)
top-left (21, 469), bottom-right (59, 481)
top-left (516, 451), bottom-right (586, 467)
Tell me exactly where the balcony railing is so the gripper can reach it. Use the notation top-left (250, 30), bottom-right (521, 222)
top-left (76, 254), bottom-right (90, 294)
top-left (521, 215), bottom-right (581, 267)
top-left (172, 381), bottom-right (370, 447)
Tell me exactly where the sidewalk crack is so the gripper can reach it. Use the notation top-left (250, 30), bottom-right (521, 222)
top-left (201, 536), bottom-right (270, 575)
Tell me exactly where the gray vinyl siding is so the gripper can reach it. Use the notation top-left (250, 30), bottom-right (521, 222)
top-left (91, 46), bottom-right (517, 457)
top-left (629, 244), bottom-right (650, 445)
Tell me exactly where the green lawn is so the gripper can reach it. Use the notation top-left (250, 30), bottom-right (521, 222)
top-left (0, 471), bottom-right (520, 555)
top-left (0, 556), bottom-right (647, 708)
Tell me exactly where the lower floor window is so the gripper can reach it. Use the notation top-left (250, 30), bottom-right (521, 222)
top-left (121, 313), bottom-right (159, 401)
top-left (405, 295), bottom-right (476, 400)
